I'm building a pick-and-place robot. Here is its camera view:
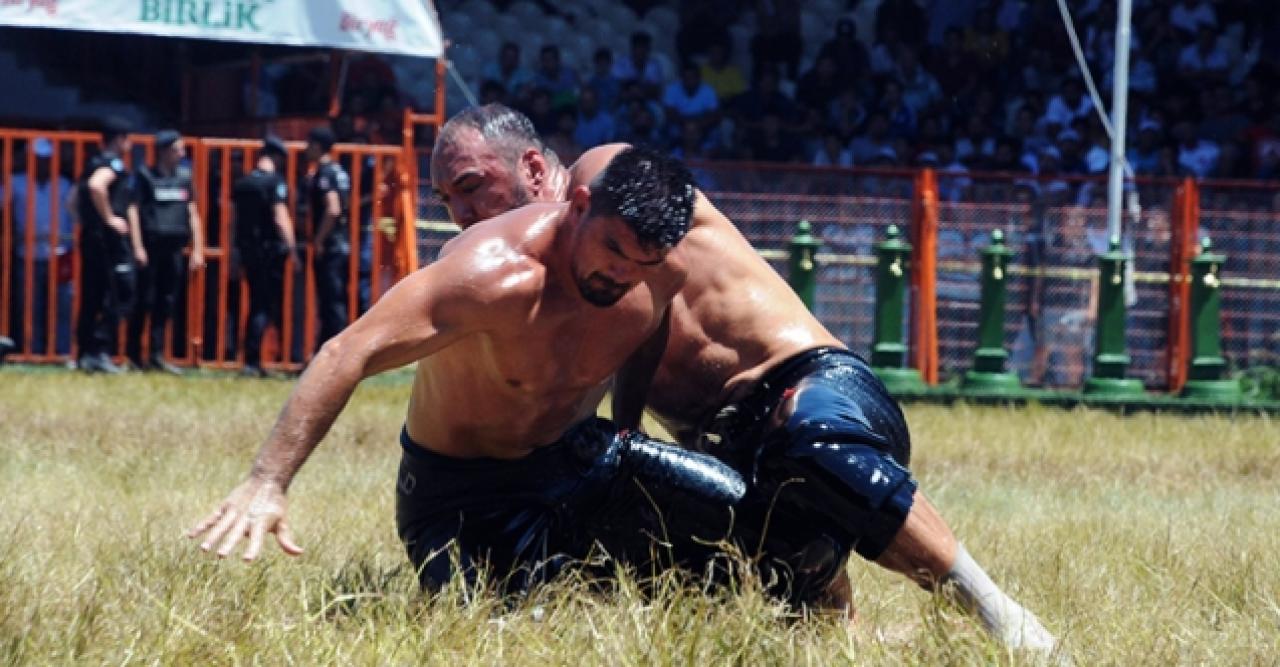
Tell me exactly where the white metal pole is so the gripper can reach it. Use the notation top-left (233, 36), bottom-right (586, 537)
top-left (1107, 0), bottom-right (1134, 244)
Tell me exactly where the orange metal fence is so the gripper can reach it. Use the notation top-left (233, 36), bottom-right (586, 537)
top-left (1, 128), bottom-right (416, 370)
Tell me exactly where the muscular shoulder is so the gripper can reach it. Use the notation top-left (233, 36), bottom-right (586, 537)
top-left (435, 203), bottom-right (564, 312)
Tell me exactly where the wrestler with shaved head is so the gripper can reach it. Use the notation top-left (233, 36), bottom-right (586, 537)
top-left (430, 104), bottom-right (1059, 653)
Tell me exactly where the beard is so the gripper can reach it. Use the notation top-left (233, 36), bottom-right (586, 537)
top-left (576, 271), bottom-right (629, 307)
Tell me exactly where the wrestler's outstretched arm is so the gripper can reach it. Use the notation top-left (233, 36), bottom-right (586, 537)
top-left (187, 245), bottom-right (525, 561)
top-left (611, 306), bottom-right (670, 432)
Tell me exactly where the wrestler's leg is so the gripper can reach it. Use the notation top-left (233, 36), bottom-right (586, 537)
top-left (770, 388), bottom-right (1058, 652)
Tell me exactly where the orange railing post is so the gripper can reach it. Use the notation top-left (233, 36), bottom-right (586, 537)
top-left (911, 168), bottom-right (940, 385)
top-left (1167, 177), bottom-right (1200, 394)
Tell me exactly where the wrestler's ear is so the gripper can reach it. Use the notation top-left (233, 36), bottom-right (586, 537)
top-left (568, 185), bottom-right (591, 219)
top-left (519, 148), bottom-right (548, 195)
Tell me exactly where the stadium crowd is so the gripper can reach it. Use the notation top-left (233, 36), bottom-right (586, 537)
top-left (430, 0), bottom-right (1280, 189)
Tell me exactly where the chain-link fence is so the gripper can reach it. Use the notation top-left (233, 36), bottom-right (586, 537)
top-left (1197, 181), bottom-right (1280, 371)
top-left (409, 160), bottom-right (1277, 393)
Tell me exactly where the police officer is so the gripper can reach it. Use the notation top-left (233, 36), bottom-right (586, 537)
top-left (303, 126), bottom-right (351, 350)
top-left (127, 130), bottom-right (206, 374)
top-left (233, 136), bottom-right (297, 378)
top-left (74, 116), bottom-right (139, 374)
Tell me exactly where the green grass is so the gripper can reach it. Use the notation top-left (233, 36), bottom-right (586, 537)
top-left (1, 369), bottom-right (1278, 664)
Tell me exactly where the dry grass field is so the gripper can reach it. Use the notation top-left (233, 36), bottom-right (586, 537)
top-left (1, 368), bottom-right (1278, 665)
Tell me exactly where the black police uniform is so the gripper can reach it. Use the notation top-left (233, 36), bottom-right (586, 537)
top-left (233, 167), bottom-right (290, 369)
top-left (75, 151), bottom-right (136, 361)
top-left (307, 159), bottom-right (351, 348)
top-left (128, 163), bottom-right (193, 365)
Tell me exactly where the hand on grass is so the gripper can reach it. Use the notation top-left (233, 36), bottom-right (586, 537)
top-left (187, 478), bottom-right (303, 561)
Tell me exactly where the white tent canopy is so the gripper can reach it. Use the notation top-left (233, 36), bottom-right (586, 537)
top-left (0, 0), bottom-right (443, 58)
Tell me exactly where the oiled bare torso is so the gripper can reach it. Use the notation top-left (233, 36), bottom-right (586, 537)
top-left (404, 204), bottom-right (679, 458)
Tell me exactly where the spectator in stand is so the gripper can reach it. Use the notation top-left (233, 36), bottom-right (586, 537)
top-left (995, 0), bottom-right (1026, 35)
top-left (1169, 0), bottom-right (1218, 37)
top-left (1034, 146), bottom-right (1073, 205)
top-left (954, 114), bottom-right (995, 165)
top-left (618, 100), bottom-right (663, 146)
top-left (818, 19), bottom-right (870, 81)
top-left (914, 113), bottom-right (945, 153)
top-left (1018, 47), bottom-right (1058, 94)
top-left (1214, 140), bottom-right (1249, 178)
top-left (988, 137), bottom-right (1024, 173)
top-left (930, 27), bottom-right (977, 99)
top-left (750, 0), bottom-right (802, 79)
top-left (796, 55), bottom-right (847, 128)
top-left (672, 118), bottom-right (716, 161)
top-left (544, 110), bottom-right (582, 164)
top-left (1041, 78), bottom-right (1093, 130)
top-left (700, 41), bottom-right (747, 102)
top-left (1011, 105), bottom-right (1051, 156)
top-left (1056, 127), bottom-right (1088, 175)
top-left (812, 129), bottom-right (854, 167)
top-left (879, 79), bottom-right (917, 140)
top-left (525, 88), bottom-right (558, 135)
top-left (1127, 120), bottom-right (1165, 175)
top-left (676, 0), bottom-right (735, 63)
top-left (828, 88), bottom-right (868, 142)
top-left (748, 112), bottom-right (803, 162)
top-left (612, 32), bottom-right (665, 101)
top-left (662, 61), bottom-right (719, 137)
top-left (1199, 85), bottom-right (1251, 144)
top-left (850, 111), bottom-right (895, 164)
top-left (1174, 119), bottom-right (1221, 177)
top-left (1247, 110), bottom-right (1280, 178)
top-left (1082, 122), bottom-right (1111, 174)
top-left (731, 66), bottom-right (800, 135)
top-left (934, 143), bottom-right (974, 201)
top-left (585, 48), bottom-right (621, 111)
top-left (876, 0), bottom-right (926, 49)
top-left (1177, 26), bottom-right (1229, 84)
top-left (479, 80), bottom-right (508, 106)
top-left (533, 45), bottom-right (579, 110)
top-left (963, 7), bottom-right (1010, 73)
top-left (4, 138), bottom-right (75, 356)
top-left (1102, 47), bottom-right (1159, 96)
top-left (573, 87), bottom-right (617, 149)
top-left (895, 47), bottom-right (942, 115)
top-left (483, 42), bottom-right (535, 104)
top-left (869, 25), bottom-right (903, 76)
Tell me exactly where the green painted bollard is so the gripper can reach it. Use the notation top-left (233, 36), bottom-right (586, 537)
top-left (1084, 237), bottom-right (1145, 396)
top-left (788, 220), bottom-right (821, 309)
top-left (871, 225), bottom-right (926, 392)
top-left (963, 229), bottom-right (1022, 393)
top-left (1182, 237), bottom-right (1242, 401)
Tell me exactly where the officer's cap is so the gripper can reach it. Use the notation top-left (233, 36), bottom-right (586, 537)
top-left (262, 135), bottom-right (288, 158)
top-left (307, 126), bottom-right (336, 152)
top-left (155, 129), bottom-right (181, 149)
top-left (101, 115), bottom-right (134, 142)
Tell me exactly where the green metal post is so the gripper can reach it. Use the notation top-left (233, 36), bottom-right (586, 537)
top-left (1084, 237), bottom-right (1146, 396)
top-left (871, 225), bottom-right (926, 392)
top-left (1182, 237), bottom-right (1242, 400)
top-left (788, 220), bottom-right (821, 309)
top-left (963, 229), bottom-right (1022, 393)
